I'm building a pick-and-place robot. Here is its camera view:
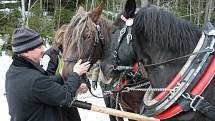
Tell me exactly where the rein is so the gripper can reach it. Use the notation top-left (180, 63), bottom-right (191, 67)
top-left (142, 48), bottom-right (212, 67)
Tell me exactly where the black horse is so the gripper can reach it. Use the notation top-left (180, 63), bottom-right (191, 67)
top-left (101, 0), bottom-right (215, 121)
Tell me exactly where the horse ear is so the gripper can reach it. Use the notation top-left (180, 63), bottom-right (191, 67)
top-left (89, 3), bottom-right (104, 23)
top-left (123, 0), bottom-right (136, 18)
top-left (77, 6), bottom-right (85, 13)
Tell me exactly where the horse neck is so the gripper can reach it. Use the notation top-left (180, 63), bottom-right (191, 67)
top-left (145, 46), bottom-right (187, 88)
top-left (135, 30), bottom-right (202, 89)
top-left (133, 10), bottom-right (202, 88)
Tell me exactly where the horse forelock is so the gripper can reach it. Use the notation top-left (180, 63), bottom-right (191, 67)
top-left (63, 10), bottom-right (113, 59)
top-left (64, 11), bottom-right (96, 57)
top-left (133, 7), bottom-right (202, 55)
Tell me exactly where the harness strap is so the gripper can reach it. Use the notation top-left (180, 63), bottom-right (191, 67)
top-left (195, 98), bottom-right (215, 119)
top-left (112, 63), bottom-right (150, 92)
top-left (180, 93), bottom-right (215, 120)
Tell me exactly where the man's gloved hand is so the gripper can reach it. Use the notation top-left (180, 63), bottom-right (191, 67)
top-left (92, 80), bottom-right (97, 90)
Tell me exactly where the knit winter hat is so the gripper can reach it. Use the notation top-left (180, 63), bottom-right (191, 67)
top-left (12, 26), bottom-right (43, 54)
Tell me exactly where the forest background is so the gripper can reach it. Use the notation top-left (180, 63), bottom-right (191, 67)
top-left (0, 0), bottom-right (214, 55)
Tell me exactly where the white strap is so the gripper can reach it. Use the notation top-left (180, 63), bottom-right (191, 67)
top-left (208, 30), bottom-right (215, 36)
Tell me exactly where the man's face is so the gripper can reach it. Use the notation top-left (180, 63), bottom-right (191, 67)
top-left (24, 45), bottom-right (45, 63)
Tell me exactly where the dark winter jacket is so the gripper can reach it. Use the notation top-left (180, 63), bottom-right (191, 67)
top-left (42, 47), bottom-right (82, 121)
top-left (5, 55), bottom-right (83, 121)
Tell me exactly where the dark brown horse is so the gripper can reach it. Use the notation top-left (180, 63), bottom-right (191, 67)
top-left (101, 0), bottom-right (215, 121)
top-left (61, 5), bottom-right (148, 121)
top-left (62, 5), bottom-right (109, 79)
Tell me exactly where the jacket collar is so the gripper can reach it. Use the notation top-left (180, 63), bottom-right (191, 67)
top-left (12, 54), bottom-right (46, 74)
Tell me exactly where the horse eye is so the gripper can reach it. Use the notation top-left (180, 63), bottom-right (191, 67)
top-left (87, 35), bottom-right (91, 39)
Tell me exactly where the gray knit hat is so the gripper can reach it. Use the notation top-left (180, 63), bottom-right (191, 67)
top-left (12, 26), bottom-right (43, 54)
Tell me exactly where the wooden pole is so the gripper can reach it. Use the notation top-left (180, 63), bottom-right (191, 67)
top-left (72, 100), bottom-right (159, 121)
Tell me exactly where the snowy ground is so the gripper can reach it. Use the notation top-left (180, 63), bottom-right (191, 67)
top-left (0, 53), bottom-right (110, 121)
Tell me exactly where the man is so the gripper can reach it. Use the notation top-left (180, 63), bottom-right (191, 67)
top-left (5, 26), bottom-right (90, 121)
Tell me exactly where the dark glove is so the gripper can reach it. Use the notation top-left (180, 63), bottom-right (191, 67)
top-left (84, 78), bottom-right (91, 89)
top-left (92, 81), bottom-right (98, 90)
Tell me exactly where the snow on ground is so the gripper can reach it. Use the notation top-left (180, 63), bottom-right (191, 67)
top-left (0, 54), bottom-right (11, 121)
top-left (0, 53), bottom-right (110, 121)
top-left (78, 89), bottom-right (110, 121)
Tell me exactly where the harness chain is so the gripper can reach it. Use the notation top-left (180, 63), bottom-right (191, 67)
top-left (76, 87), bottom-right (173, 100)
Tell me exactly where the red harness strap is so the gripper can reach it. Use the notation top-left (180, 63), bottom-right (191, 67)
top-left (155, 55), bottom-right (215, 119)
top-left (113, 63), bottom-right (139, 92)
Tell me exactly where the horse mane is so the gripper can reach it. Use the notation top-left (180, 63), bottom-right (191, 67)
top-left (133, 7), bottom-right (202, 55)
top-left (63, 10), bottom-right (112, 56)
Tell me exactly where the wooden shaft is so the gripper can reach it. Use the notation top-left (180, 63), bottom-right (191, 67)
top-left (72, 100), bottom-right (159, 121)
top-left (91, 104), bottom-right (159, 121)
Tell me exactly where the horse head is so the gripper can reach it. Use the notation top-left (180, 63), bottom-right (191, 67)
top-left (100, 0), bottom-right (139, 84)
top-left (62, 5), bottom-right (112, 80)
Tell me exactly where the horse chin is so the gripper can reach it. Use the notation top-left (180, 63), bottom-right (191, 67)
top-left (101, 72), bottom-right (116, 84)
top-left (100, 64), bottom-right (118, 84)
top-left (101, 74), bottom-right (119, 85)
top-left (101, 77), bottom-right (113, 84)
top-left (102, 70), bottom-right (123, 85)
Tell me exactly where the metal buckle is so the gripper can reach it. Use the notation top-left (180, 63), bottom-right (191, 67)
top-left (127, 34), bottom-right (132, 44)
top-left (96, 24), bottom-right (100, 31)
top-left (120, 27), bottom-right (126, 35)
top-left (182, 93), bottom-right (204, 111)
